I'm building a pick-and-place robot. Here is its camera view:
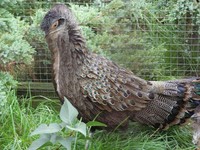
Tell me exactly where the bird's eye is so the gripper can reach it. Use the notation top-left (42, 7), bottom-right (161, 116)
top-left (51, 21), bottom-right (59, 29)
top-left (51, 18), bottom-right (65, 30)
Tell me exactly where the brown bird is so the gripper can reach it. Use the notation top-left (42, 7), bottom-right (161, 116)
top-left (41, 4), bottom-right (200, 130)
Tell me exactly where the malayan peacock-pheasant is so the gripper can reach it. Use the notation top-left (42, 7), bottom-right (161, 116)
top-left (41, 4), bottom-right (200, 130)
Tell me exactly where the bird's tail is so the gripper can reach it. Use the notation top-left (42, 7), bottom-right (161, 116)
top-left (134, 78), bottom-right (200, 129)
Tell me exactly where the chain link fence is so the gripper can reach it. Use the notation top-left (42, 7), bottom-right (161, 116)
top-left (15, 0), bottom-right (200, 98)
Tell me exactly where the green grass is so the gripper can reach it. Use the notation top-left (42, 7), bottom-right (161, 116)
top-left (0, 90), bottom-right (196, 150)
top-left (0, 90), bottom-right (61, 149)
top-left (88, 125), bottom-right (195, 150)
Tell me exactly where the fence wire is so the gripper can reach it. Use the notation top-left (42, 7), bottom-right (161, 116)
top-left (15, 0), bottom-right (200, 98)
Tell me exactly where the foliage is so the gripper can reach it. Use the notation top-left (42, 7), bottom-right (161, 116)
top-left (88, 125), bottom-right (196, 150)
top-left (0, 2), bottom-right (199, 150)
top-left (166, 0), bottom-right (200, 76)
top-left (168, 0), bottom-right (200, 25)
top-left (0, 6), bottom-right (35, 70)
top-left (0, 16), bottom-right (34, 64)
top-left (0, 90), bottom-right (61, 149)
top-left (0, 89), bottom-right (196, 149)
top-left (0, 0), bottom-right (23, 7)
top-left (69, 0), bottom-right (172, 80)
top-left (69, 0), bottom-right (200, 80)
top-left (0, 71), bottom-right (17, 115)
top-left (29, 97), bottom-right (106, 150)
top-left (24, 8), bottom-right (47, 48)
top-left (24, 8), bottom-right (52, 81)
top-left (1, 0), bottom-right (198, 81)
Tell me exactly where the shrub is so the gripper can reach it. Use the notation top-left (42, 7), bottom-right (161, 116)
top-left (0, 72), bottom-right (17, 115)
top-left (0, 5), bottom-right (35, 71)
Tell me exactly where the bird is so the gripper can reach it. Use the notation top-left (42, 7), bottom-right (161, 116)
top-left (40, 4), bottom-right (200, 130)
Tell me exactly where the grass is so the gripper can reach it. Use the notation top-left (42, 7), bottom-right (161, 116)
top-left (0, 89), bottom-right (196, 150)
top-left (0, 90), bottom-right (61, 149)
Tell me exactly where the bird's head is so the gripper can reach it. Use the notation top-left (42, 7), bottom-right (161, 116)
top-left (41, 4), bottom-right (78, 45)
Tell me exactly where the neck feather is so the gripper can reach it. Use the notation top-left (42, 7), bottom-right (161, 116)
top-left (48, 25), bottom-right (88, 102)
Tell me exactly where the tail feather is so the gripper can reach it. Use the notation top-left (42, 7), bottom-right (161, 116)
top-left (164, 78), bottom-right (200, 129)
top-left (133, 77), bottom-right (200, 129)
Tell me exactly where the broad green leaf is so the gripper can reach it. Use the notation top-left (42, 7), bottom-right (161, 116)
top-left (87, 121), bottom-right (107, 127)
top-left (50, 133), bottom-right (57, 144)
top-left (57, 136), bottom-right (74, 150)
top-left (28, 134), bottom-right (50, 150)
top-left (30, 123), bottom-right (62, 136)
top-left (59, 122), bottom-right (67, 128)
top-left (60, 97), bottom-right (78, 124)
top-left (66, 122), bottom-right (87, 137)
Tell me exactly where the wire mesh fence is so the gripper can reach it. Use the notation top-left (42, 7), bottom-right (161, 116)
top-left (14, 0), bottom-right (200, 98)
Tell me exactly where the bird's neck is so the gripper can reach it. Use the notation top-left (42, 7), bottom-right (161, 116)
top-left (69, 27), bottom-right (88, 54)
top-left (49, 27), bottom-right (87, 102)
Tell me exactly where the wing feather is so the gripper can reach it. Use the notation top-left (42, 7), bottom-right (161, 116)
top-left (79, 54), bottom-right (152, 112)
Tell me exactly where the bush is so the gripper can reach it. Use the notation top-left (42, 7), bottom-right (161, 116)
top-left (0, 72), bottom-right (17, 115)
top-left (2, 0), bottom-right (198, 81)
top-left (0, 3), bottom-right (35, 71)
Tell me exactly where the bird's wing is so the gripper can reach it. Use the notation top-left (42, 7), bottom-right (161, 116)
top-left (78, 53), bottom-right (153, 112)
top-left (77, 54), bottom-right (200, 129)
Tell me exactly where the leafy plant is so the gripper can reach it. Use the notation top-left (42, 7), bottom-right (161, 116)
top-left (0, 7), bottom-right (35, 71)
top-left (29, 97), bottom-right (106, 150)
top-left (24, 8), bottom-right (52, 81)
top-left (0, 71), bottom-right (17, 115)
top-left (166, 0), bottom-right (200, 77)
top-left (6, 0), bottom-right (197, 81)
top-left (0, 0), bottom-right (23, 7)
top-left (0, 88), bottom-right (196, 149)
top-left (70, 1), bottom-right (168, 80)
